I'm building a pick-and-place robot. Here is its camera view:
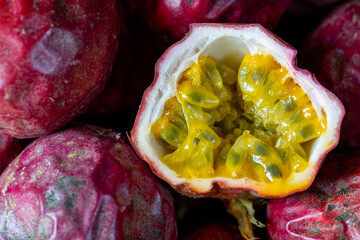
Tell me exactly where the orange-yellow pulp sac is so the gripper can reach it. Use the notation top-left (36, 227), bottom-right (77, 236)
top-left (151, 53), bottom-right (326, 183)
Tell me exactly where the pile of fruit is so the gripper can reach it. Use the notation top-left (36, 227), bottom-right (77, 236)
top-left (0, 0), bottom-right (358, 239)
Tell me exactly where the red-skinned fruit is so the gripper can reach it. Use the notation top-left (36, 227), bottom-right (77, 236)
top-left (0, 132), bottom-right (22, 173)
top-left (299, 1), bottom-right (360, 147)
top-left (184, 222), bottom-right (244, 240)
top-left (0, 0), bottom-right (119, 138)
top-left (0, 125), bottom-right (177, 239)
top-left (138, 0), bottom-right (291, 48)
top-left (267, 150), bottom-right (360, 239)
top-left (131, 23), bottom-right (344, 199)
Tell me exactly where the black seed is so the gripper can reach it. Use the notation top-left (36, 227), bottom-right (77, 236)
top-left (300, 125), bottom-right (314, 139)
top-left (256, 143), bottom-right (269, 156)
top-left (238, 67), bottom-right (250, 79)
top-left (201, 130), bottom-right (215, 143)
top-left (251, 67), bottom-right (265, 81)
top-left (204, 63), bottom-right (221, 81)
top-left (230, 152), bottom-right (241, 165)
top-left (166, 126), bottom-right (179, 141)
top-left (193, 138), bottom-right (200, 146)
top-left (188, 92), bottom-right (203, 103)
top-left (267, 164), bottom-right (282, 178)
top-left (262, 75), bottom-right (270, 86)
top-left (290, 112), bottom-right (302, 123)
top-left (282, 98), bottom-right (296, 112)
top-left (278, 150), bottom-right (286, 160)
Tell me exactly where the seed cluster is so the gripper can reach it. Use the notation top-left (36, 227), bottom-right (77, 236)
top-left (151, 53), bottom-right (325, 182)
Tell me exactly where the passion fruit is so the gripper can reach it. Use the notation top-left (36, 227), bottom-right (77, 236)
top-left (0, 0), bottom-right (119, 138)
top-left (138, 0), bottom-right (291, 47)
top-left (0, 125), bottom-right (177, 239)
top-left (131, 23), bottom-right (344, 198)
top-left (299, 0), bottom-right (360, 148)
top-left (267, 150), bottom-right (360, 239)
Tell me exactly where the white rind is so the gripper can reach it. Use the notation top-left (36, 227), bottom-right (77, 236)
top-left (131, 23), bottom-right (344, 198)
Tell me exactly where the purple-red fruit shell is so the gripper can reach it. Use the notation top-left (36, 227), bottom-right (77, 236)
top-left (0, 0), bottom-right (119, 138)
top-left (138, 0), bottom-right (291, 47)
top-left (267, 150), bottom-right (360, 239)
top-left (0, 125), bottom-right (177, 239)
top-left (299, 1), bottom-right (360, 147)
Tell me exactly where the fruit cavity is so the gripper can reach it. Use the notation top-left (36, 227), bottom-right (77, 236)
top-left (151, 53), bottom-right (325, 185)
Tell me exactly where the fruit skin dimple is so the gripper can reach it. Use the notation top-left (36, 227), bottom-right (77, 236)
top-left (0, 0), bottom-right (119, 138)
top-left (299, 1), bottom-right (360, 147)
top-left (0, 125), bottom-right (177, 239)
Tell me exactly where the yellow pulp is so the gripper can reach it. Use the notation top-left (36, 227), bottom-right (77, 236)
top-left (151, 53), bottom-right (326, 183)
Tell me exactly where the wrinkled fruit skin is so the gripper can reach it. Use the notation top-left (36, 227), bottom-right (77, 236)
top-left (184, 223), bottom-right (244, 240)
top-left (267, 150), bottom-right (360, 239)
top-left (0, 0), bottom-right (119, 138)
top-left (138, 0), bottom-right (291, 47)
top-left (0, 125), bottom-right (177, 239)
top-left (0, 132), bottom-right (22, 174)
top-left (299, 1), bottom-right (360, 147)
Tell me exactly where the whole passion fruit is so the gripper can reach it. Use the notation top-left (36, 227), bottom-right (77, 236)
top-left (299, 1), bottom-right (360, 147)
top-left (138, 0), bottom-right (291, 47)
top-left (0, 0), bottom-right (119, 138)
top-left (0, 125), bottom-right (177, 239)
top-left (267, 150), bottom-right (360, 239)
top-left (131, 23), bottom-right (344, 198)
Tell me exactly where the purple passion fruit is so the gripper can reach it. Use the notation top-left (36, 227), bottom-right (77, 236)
top-left (0, 125), bottom-right (177, 239)
top-left (131, 23), bottom-right (344, 198)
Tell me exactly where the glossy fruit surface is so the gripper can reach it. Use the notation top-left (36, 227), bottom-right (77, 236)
top-left (267, 150), bottom-right (360, 239)
top-left (131, 23), bottom-right (344, 198)
top-left (0, 0), bottom-right (119, 138)
top-left (299, 1), bottom-right (360, 147)
top-left (0, 125), bottom-right (177, 239)
top-left (138, 0), bottom-right (291, 47)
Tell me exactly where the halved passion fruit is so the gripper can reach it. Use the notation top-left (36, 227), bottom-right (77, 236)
top-left (131, 23), bottom-right (344, 198)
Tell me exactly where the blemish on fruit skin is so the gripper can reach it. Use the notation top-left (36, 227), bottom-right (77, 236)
top-left (8, 198), bottom-right (15, 210)
top-left (67, 150), bottom-right (85, 158)
top-left (30, 28), bottom-right (79, 75)
top-left (59, 100), bottom-right (65, 107)
top-left (2, 172), bottom-right (15, 195)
